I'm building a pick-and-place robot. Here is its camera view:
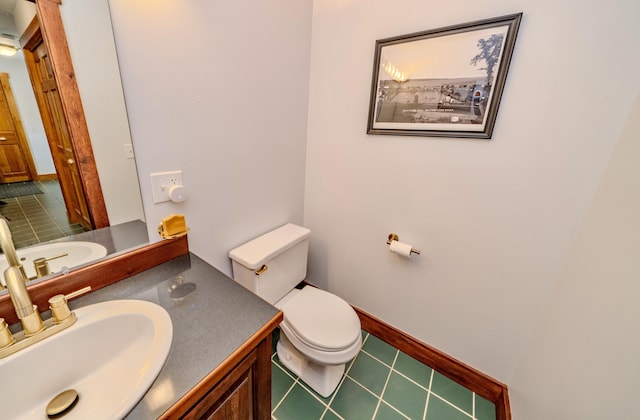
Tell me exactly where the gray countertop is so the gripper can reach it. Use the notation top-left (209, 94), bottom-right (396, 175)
top-left (55, 219), bottom-right (150, 256)
top-left (69, 252), bottom-right (280, 419)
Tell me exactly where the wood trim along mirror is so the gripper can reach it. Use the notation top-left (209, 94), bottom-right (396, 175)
top-left (0, 235), bottom-right (190, 325)
top-left (25, 0), bottom-right (109, 228)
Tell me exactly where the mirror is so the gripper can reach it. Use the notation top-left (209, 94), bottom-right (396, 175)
top-left (0, 0), bottom-right (150, 287)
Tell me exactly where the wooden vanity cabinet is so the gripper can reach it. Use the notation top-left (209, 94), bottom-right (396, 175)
top-left (160, 316), bottom-right (281, 420)
top-left (184, 348), bottom-right (258, 419)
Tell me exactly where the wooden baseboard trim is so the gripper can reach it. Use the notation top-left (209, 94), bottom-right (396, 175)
top-left (354, 307), bottom-right (511, 420)
top-left (35, 173), bottom-right (58, 181)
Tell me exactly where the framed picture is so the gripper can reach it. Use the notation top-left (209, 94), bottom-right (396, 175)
top-left (367, 13), bottom-right (522, 139)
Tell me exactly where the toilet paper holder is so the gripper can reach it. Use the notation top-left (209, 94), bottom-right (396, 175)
top-left (386, 233), bottom-right (421, 255)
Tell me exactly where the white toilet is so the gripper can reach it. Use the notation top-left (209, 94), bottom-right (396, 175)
top-left (229, 223), bottom-right (362, 397)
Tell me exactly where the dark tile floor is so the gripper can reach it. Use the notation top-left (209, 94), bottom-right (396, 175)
top-left (272, 329), bottom-right (496, 420)
top-left (0, 180), bottom-right (86, 248)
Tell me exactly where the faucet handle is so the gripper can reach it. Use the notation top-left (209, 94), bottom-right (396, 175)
top-left (48, 295), bottom-right (72, 323)
top-left (48, 286), bottom-right (92, 323)
top-left (0, 318), bottom-right (14, 349)
top-left (33, 253), bottom-right (69, 279)
top-left (64, 286), bottom-right (92, 300)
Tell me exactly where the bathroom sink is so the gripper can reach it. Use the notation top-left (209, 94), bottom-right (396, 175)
top-left (0, 241), bottom-right (107, 283)
top-left (0, 299), bottom-right (173, 419)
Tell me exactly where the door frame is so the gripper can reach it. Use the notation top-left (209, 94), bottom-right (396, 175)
top-left (20, 0), bottom-right (109, 228)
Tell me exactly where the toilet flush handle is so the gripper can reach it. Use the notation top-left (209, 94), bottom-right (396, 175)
top-left (255, 265), bottom-right (268, 276)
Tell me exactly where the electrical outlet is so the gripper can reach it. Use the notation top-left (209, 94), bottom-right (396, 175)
top-left (150, 171), bottom-right (183, 203)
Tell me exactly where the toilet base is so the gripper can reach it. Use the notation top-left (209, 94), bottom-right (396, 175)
top-left (277, 333), bottom-right (345, 398)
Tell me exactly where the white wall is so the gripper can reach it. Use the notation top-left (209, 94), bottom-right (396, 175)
top-left (305, 0), bottom-right (640, 388)
top-left (60, 0), bottom-right (144, 225)
top-left (104, 0), bottom-right (640, 417)
top-left (107, 0), bottom-right (312, 270)
top-left (509, 93), bottom-right (640, 419)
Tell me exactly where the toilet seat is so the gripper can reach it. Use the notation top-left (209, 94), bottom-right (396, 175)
top-left (279, 286), bottom-right (361, 352)
top-left (277, 286), bottom-right (362, 366)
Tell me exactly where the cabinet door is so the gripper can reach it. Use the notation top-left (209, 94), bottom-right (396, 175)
top-left (184, 349), bottom-right (257, 420)
top-left (207, 374), bottom-right (253, 420)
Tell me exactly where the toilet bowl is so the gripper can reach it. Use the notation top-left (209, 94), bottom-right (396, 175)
top-left (275, 286), bottom-right (362, 397)
top-left (228, 223), bottom-right (362, 397)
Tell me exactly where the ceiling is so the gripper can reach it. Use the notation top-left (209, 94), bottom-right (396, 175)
top-left (0, 0), bottom-right (17, 40)
top-left (0, 0), bottom-right (17, 13)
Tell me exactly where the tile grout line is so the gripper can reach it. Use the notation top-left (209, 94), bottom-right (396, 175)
top-left (1, 181), bottom-right (82, 247)
top-left (32, 193), bottom-right (68, 237)
top-left (318, 332), bottom-right (370, 420)
top-left (375, 349), bottom-right (413, 420)
top-left (473, 392), bottom-right (476, 419)
top-left (14, 197), bottom-right (39, 242)
top-left (28, 181), bottom-right (81, 241)
top-left (371, 348), bottom-right (399, 419)
top-left (271, 329), bottom-right (486, 420)
top-left (272, 347), bottom-right (344, 420)
top-left (270, 354), bottom-right (298, 416)
top-left (422, 368), bottom-right (435, 420)
top-left (272, 376), bottom-right (298, 415)
top-left (358, 345), bottom-right (433, 394)
top-left (371, 348), bottom-right (475, 419)
top-left (429, 392), bottom-right (475, 419)
top-left (321, 335), bottom-right (361, 420)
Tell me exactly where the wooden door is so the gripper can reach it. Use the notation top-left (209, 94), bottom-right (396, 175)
top-left (23, 35), bottom-right (92, 230)
top-left (0, 73), bottom-right (37, 183)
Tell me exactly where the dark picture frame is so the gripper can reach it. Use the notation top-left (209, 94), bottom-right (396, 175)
top-left (367, 13), bottom-right (522, 139)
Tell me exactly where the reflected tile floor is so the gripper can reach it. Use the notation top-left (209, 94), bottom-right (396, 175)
top-left (272, 330), bottom-right (496, 420)
top-left (0, 180), bottom-right (86, 248)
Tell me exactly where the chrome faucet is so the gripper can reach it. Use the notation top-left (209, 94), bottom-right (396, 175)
top-left (0, 217), bottom-right (44, 335)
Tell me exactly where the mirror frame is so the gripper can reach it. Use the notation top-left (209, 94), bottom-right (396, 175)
top-left (21, 0), bottom-right (109, 228)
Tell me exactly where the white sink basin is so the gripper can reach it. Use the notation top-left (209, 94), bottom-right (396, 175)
top-left (0, 241), bottom-right (107, 283)
top-left (0, 299), bottom-right (173, 419)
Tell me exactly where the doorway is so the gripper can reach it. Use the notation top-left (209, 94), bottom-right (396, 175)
top-left (19, 16), bottom-right (93, 231)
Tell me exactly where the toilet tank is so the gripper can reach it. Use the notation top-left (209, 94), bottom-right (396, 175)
top-left (229, 223), bottom-right (311, 305)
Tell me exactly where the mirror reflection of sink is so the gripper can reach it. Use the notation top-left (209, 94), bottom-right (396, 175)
top-left (0, 299), bottom-right (173, 419)
top-left (0, 241), bottom-right (107, 283)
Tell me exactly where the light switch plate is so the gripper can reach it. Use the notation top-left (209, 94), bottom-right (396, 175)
top-left (150, 171), bottom-right (183, 203)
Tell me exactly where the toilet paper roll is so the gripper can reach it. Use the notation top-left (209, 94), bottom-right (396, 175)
top-left (389, 240), bottom-right (413, 258)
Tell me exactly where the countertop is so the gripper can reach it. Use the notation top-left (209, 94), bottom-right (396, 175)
top-left (56, 219), bottom-right (150, 256)
top-left (68, 252), bottom-right (280, 419)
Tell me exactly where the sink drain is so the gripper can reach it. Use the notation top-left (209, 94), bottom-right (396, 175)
top-left (46, 389), bottom-right (79, 418)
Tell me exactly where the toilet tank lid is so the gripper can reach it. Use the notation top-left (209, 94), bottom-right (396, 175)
top-left (229, 223), bottom-right (311, 269)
